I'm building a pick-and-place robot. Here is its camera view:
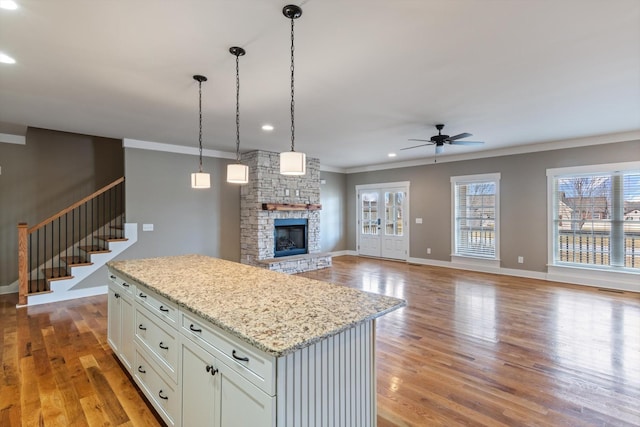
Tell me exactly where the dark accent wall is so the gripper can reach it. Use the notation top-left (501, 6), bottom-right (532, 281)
top-left (346, 139), bottom-right (640, 273)
top-left (0, 128), bottom-right (123, 289)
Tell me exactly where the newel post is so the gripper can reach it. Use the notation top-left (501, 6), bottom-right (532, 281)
top-left (17, 223), bottom-right (28, 306)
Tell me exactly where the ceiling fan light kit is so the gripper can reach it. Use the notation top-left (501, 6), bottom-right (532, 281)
top-left (280, 4), bottom-right (307, 176)
top-left (402, 123), bottom-right (485, 160)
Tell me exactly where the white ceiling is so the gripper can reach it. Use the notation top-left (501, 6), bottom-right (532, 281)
top-left (1, 0), bottom-right (639, 170)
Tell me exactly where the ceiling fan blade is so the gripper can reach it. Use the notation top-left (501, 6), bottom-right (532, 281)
top-left (449, 140), bottom-right (485, 146)
top-left (408, 139), bottom-right (432, 142)
top-left (446, 132), bottom-right (473, 141)
top-left (401, 142), bottom-right (434, 150)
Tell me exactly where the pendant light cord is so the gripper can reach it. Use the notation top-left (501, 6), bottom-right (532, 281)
top-left (290, 16), bottom-right (296, 153)
top-left (235, 53), bottom-right (241, 162)
top-left (198, 79), bottom-right (204, 172)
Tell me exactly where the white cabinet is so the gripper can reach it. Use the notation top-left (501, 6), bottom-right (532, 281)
top-left (107, 274), bottom-right (135, 373)
top-left (181, 335), bottom-right (275, 427)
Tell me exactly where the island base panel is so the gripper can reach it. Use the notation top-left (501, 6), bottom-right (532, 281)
top-left (276, 320), bottom-right (376, 427)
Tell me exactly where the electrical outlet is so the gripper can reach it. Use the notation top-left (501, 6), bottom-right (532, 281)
top-left (295, 189), bottom-right (300, 197)
top-left (416, 218), bottom-right (423, 224)
top-left (518, 256), bottom-right (524, 264)
top-left (427, 248), bottom-right (431, 254)
top-left (284, 189), bottom-right (290, 196)
top-left (142, 224), bottom-right (154, 232)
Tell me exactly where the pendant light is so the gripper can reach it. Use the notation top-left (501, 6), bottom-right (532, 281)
top-left (191, 74), bottom-right (211, 189)
top-left (280, 4), bottom-right (306, 176)
top-left (227, 46), bottom-right (249, 184)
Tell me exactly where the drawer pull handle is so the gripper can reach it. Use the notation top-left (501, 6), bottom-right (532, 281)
top-left (123, 282), bottom-right (129, 287)
top-left (159, 306), bottom-right (169, 313)
top-left (138, 366), bottom-right (146, 374)
top-left (159, 342), bottom-right (169, 350)
top-left (139, 293), bottom-right (147, 298)
top-left (232, 350), bottom-right (249, 362)
top-left (189, 324), bottom-right (202, 333)
top-left (114, 293), bottom-right (120, 299)
top-left (158, 390), bottom-right (168, 400)
top-left (138, 324), bottom-right (146, 331)
top-left (110, 275), bottom-right (116, 279)
top-left (206, 365), bottom-right (218, 376)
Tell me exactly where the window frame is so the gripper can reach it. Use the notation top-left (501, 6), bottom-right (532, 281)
top-left (450, 173), bottom-right (501, 267)
top-left (546, 161), bottom-right (640, 274)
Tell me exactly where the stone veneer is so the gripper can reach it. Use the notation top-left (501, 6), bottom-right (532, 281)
top-left (240, 150), bottom-right (331, 273)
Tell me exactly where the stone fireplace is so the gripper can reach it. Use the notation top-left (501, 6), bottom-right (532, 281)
top-left (240, 150), bottom-right (331, 273)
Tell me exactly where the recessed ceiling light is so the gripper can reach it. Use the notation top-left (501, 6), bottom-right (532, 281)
top-left (0, 0), bottom-right (18, 10)
top-left (388, 153), bottom-right (397, 158)
top-left (261, 124), bottom-right (274, 131)
top-left (0, 52), bottom-right (16, 64)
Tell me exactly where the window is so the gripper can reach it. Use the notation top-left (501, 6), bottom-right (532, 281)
top-left (548, 162), bottom-right (640, 272)
top-left (451, 173), bottom-right (500, 261)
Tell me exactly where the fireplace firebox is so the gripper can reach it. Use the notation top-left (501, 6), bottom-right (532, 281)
top-left (274, 218), bottom-right (308, 257)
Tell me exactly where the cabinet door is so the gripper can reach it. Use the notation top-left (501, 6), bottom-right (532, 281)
top-left (107, 285), bottom-right (121, 353)
top-left (120, 294), bottom-right (135, 372)
top-left (219, 363), bottom-right (275, 427)
top-left (182, 339), bottom-right (221, 427)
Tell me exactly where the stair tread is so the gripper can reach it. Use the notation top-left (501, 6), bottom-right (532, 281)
top-left (78, 245), bottom-right (111, 254)
top-left (95, 235), bottom-right (128, 242)
top-left (60, 256), bottom-right (93, 266)
top-left (42, 267), bottom-right (73, 280)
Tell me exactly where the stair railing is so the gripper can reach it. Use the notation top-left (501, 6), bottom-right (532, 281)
top-left (17, 177), bottom-right (125, 305)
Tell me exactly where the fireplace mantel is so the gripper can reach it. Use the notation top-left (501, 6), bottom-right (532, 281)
top-left (262, 203), bottom-right (322, 211)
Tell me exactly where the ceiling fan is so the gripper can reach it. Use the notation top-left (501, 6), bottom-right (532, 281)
top-left (402, 124), bottom-right (484, 155)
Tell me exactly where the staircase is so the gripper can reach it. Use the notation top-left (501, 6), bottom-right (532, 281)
top-left (17, 177), bottom-right (137, 306)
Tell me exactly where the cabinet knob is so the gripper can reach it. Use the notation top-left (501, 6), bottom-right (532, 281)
top-left (138, 324), bottom-right (146, 331)
top-left (232, 350), bottom-right (249, 362)
top-left (206, 365), bottom-right (218, 376)
top-left (159, 342), bottom-right (169, 350)
top-left (114, 293), bottom-right (120, 299)
top-left (158, 390), bottom-right (168, 400)
top-left (138, 366), bottom-right (146, 374)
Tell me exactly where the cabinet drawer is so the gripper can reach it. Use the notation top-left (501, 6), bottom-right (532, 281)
top-left (134, 345), bottom-right (180, 427)
top-left (181, 311), bottom-right (275, 395)
top-left (135, 306), bottom-right (178, 383)
top-left (108, 271), bottom-right (135, 296)
top-left (136, 287), bottom-right (178, 326)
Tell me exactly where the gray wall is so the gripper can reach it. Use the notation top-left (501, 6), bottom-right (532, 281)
top-left (346, 139), bottom-right (640, 273)
top-left (0, 128), bottom-right (123, 289)
top-left (116, 148), bottom-right (241, 262)
top-left (319, 171), bottom-right (348, 252)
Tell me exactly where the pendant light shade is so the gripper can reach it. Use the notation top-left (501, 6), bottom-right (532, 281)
top-left (191, 74), bottom-right (210, 189)
top-left (191, 172), bottom-right (211, 188)
top-left (280, 4), bottom-right (306, 176)
top-left (227, 46), bottom-right (249, 184)
top-left (280, 151), bottom-right (306, 175)
top-left (226, 163), bottom-right (249, 183)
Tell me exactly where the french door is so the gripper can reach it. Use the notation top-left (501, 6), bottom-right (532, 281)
top-left (357, 182), bottom-right (409, 260)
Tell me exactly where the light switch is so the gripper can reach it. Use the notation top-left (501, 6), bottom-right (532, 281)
top-left (142, 224), bottom-right (154, 232)
top-left (415, 218), bottom-right (423, 224)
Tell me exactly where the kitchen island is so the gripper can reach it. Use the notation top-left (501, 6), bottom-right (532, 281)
top-left (107, 254), bottom-right (405, 427)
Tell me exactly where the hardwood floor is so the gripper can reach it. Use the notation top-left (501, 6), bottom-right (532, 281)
top-left (1, 255), bottom-right (639, 426)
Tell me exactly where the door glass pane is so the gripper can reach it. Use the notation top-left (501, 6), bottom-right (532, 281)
top-left (361, 192), bottom-right (378, 235)
top-left (385, 191), bottom-right (403, 236)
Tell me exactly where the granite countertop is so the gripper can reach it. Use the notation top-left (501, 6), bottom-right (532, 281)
top-left (107, 254), bottom-right (405, 357)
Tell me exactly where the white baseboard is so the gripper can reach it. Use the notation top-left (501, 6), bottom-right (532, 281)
top-left (329, 250), bottom-right (358, 257)
top-left (0, 281), bottom-right (18, 295)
